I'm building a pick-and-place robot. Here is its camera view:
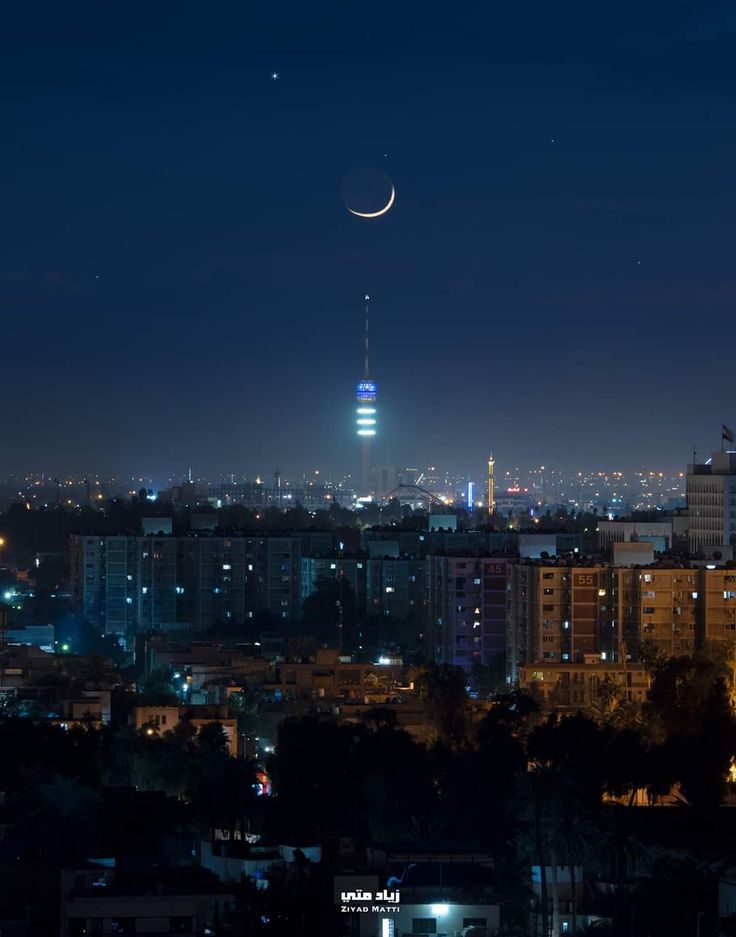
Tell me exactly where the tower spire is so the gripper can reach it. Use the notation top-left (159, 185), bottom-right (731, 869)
top-left (363, 293), bottom-right (370, 380)
top-left (487, 451), bottom-right (495, 518)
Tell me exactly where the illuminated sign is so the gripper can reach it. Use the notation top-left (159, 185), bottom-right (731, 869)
top-left (356, 380), bottom-right (377, 401)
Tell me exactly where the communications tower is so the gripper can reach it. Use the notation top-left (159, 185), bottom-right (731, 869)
top-left (355, 294), bottom-right (377, 495)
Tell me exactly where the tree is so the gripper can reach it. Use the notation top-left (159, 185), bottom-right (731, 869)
top-left (136, 667), bottom-right (179, 705)
top-left (642, 646), bottom-right (736, 807)
top-left (415, 663), bottom-right (470, 748)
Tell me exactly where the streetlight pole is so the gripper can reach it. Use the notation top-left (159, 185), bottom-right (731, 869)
top-left (337, 541), bottom-right (345, 656)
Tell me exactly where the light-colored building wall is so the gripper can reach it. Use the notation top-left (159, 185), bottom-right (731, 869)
top-left (687, 451), bottom-right (736, 552)
top-left (518, 661), bottom-right (649, 711)
top-left (598, 520), bottom-right (673, 549)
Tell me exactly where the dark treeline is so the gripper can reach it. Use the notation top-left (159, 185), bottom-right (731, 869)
top-left (4, 644), bottom-right (736, 935)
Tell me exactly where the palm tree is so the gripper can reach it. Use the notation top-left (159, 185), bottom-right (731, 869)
top-left (516, 765), bottom-right (586, 937)
top-left (594, 808), bottom-right (650, 885)
top-left (558, 807), bottom-right (594, 934)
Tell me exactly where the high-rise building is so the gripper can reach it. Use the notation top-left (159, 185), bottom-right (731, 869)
top-left (71, 534), bottom-right (302, 637)
top-left (427, 555), bottom-right (509, 673)
top-left (355, 293), bottom-right (377, 495)
top-left (687, 451), bottom-right (736, 553)
top-left (506, 561), bottom-right (736, 683)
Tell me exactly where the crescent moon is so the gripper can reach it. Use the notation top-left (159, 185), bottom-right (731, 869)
top-left (347, 185), bottom-right (395, 218)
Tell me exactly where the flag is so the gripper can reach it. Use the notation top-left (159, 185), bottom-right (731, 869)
top-left (723, 423), bottom-right (735, 444)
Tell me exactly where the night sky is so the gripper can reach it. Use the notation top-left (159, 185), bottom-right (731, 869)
top-left (3, 2), bottom-right (736, 484)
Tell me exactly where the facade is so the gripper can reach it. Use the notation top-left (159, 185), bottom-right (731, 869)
top-left (266, 648), bottom-right (401, 702)
top-left (687, 451), bottom-right (736, 552)
top-left (507, 564), bottom-right (619, 682)
top-left (71, 535), bottom-right (302, 637)
top-left (299, 555), bottom-right (424, 621)
top-left (61, 864), bottom-right (233, 937)
top-left (428, 556), bottom-right (509, 673)
top-left (597, 520), bottom-right (673, 550)
top-left (518, 660), bottom-right (650, 711)
top-left (366, 557), bottom-right (425, 621)
top-left (299, 556), bottom-right (368, 613)
top-left (507, 561), bottom-right (736, 683)
top-left (133, 704), bottom-right (238, 755)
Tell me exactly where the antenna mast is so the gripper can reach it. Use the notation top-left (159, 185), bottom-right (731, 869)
top-left (363, 293), bottom-right (370, 379)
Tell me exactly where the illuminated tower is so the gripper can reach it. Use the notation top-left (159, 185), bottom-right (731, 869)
top-left (355, 293), bottom-right (377, 495)
top-left (487, 452), bottom-right (495, 517)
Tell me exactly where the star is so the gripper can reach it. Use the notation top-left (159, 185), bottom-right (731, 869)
top-left (270, 71), bottom-right (279, 81)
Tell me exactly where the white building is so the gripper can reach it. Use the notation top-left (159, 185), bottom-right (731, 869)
top-left (687, 451), bottom-right (736, 553)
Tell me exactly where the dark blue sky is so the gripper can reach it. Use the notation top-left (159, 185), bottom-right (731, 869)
top-left (2, 1), bottom-right (736, 483)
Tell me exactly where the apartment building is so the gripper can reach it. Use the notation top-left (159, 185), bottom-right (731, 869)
top-left (507, 561), bottom-right (736, 683)
top-left (428, 555), bottom-right (509, 673)
top-left (71, 534), bottom-right (302, 637)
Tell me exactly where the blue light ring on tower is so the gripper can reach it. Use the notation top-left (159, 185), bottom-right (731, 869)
top-left (356, 380), bottom-right (377, 402)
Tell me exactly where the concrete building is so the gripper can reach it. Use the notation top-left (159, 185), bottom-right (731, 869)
top-left (612, 541), bottom-right (655, 567)
top-left (299, 554), bottom-right (425, 621)
top-left (507, 563), bottom-right (619, 683)
top-left (518, 660), bottom-right (650, 711)
top-left (507, 561), bottom-right (736, 683)
top-left (428, 556), bottom-right (509, 673)
top-left (61, 863), bottom-right (234, 937)
top-left (71, 534), bottom-right (303, 638)
top-left (366, 557), bottom-right (425, 621)
top-left (265, 648), bottom-right (401, 703)
top-left (687, 451), bottom-right (736, 552)
top-left (133, 703), bottom-right (238, 755)
top-left (299, 555), bottom-right (368, 613)
top-left (597, 520), bottom-right (674, 551)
